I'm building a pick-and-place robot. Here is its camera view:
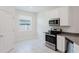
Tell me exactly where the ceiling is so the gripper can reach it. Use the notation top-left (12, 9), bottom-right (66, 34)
top-left (16, 6), bottom-right (60, 13)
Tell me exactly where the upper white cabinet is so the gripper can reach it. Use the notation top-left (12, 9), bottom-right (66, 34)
top-left (46, 7), bottom-right (70, 26)
top-left (58, 7), bottom-right (69, 26)
top-left (47, 9), bottom-right (59, 19)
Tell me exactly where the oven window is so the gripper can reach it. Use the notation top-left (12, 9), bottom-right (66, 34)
top-left (45, 35), bottom-right (56, 44)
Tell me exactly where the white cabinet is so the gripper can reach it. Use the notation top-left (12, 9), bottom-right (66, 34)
top-left (46, 8), bottom-right (59, 20)
top-left (58, 7), bottom-right (69, 26)
top-left (48, 9), bottom-right (59, 19)
top-left (47, 7), bottom-right (70, 26)
top-left (74, 43), bottom-right (79, 53)
top-left (57, 35), bottom-right (79, 53)
top-left (57, 35), bottom-right (66, 52)
top-left (0, 7), bottom-right (15, 52)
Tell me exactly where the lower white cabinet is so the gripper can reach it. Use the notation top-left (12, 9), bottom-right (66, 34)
top-left (57, 35), bottom-right (79, 53)
top-left (74, 43), bottom-right (79, 53)
top-left (57, 35), bottom-right (66, 52)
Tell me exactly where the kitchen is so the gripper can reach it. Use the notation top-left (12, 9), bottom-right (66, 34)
top-left (0, 6), bottom-right (79, 53)
top-left (37, 6), bottom-right (79, 53)
top-left (0, 0), bottom-right (78, 59)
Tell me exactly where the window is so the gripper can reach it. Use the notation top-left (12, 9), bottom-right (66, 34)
top-left (18, 15), bottom-right (32, 31)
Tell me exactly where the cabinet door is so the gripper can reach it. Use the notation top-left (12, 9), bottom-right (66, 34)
top-left (0, 9), bottom-right (15, 52)
top-left (58, 7), bottom-right (69, 26)
top-left (57, 35), bottom-right (66, 52)
top-left (45, 35), bottom-right (56, 44)
top-left (46, 9), bottom-right (59, 20)
top-left (74, 43), bottom-right (79, 53)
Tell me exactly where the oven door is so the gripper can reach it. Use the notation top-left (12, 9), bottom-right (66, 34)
top-left (45, 34), bottom-right (57, 50)
top-left (45, 35), bottom-right (56, 45)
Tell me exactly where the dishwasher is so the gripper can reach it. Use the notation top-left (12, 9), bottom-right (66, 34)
top-left (65, 37), bottom-right (74, 53)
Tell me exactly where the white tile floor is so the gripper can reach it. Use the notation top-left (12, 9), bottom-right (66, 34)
top-left (14, 38), bottom-right (58, 53)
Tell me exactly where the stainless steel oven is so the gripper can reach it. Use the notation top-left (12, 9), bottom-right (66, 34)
top-left (45, 34), bottom-right (57, 51)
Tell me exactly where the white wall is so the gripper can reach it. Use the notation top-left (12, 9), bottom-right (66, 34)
top-left (37, 11), bottom-right (53, 43)
top-left (15, 10), bottom-right (37, 42)
top-left (67, 6), bottom-right (79, 33)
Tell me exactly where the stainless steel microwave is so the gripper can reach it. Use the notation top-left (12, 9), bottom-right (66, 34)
top-left (49, 18), bottom-right (60, 26)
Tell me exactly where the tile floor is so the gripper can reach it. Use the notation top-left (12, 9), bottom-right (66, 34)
top-left (14, 38), bottom-right (58, 53)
